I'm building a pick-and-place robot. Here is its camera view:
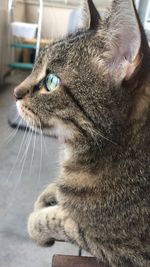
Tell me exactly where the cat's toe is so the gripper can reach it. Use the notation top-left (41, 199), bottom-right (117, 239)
top-left (43, 239), bottom-right (55, 247)
top-left (34, 198), bottom-right (57, 211)
top-left (28, 211), bottom-right (55, 246)
top-left (36, 238), bottom-right (55, 247)
top-left (28, 212), bottom-right (40, 242)
top-left (34, 183), bottom-right (58, 211)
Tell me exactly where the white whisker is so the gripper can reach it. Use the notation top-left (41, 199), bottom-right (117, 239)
top-left (42, 132), bottom-right (49, 157)
top-left (5, 124), bottom-right (28, 185)
top-left (37, 123), bottom-right (43, 189)
top-left (98, 132), bottom-right (118, 146)
top-left (3, 127), bottom-right (33, 217)
top-left (19, 127), bottom-right (32, 166)
top-left (29, 123), bottom-right (37, 176)
top-left (3, 118), bottom-right (22, 147)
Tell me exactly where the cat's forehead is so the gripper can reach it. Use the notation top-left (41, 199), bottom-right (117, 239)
top-left (34, 29), bottom-right (95, 72)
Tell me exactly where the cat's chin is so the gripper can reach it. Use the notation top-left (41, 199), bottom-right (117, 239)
top-left (42, 127), bottom-right (67, 144)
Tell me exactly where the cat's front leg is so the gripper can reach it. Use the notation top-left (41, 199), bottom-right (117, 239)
top-left (28, 206), bottom-right (80, 247)
top-left (34, 183), bottom-right (58, 211)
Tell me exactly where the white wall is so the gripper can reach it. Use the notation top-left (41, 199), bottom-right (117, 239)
top-left (0, 0), bottom-right (9, 83)
top-left (25, 3), bottom-right (74, 39)
top-left (15, 0), bottom-right (111, 39)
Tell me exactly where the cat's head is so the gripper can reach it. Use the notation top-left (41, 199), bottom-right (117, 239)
top-left (14, 0), bottom-right (150, 145)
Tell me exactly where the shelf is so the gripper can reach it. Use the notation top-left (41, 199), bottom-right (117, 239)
top-left (8, 62), bottom-right (33, 70)
top-left (11, 43), bottom-right (36, 49)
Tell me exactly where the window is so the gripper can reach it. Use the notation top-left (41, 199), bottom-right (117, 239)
top-left (43, 0), bottom-right (112, 8)
top-left (135, 0), bottom-right (150, 34)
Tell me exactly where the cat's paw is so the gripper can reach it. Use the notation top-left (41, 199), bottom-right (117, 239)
top-left (34, 183), bottom-right (58, 211)
top-left (28, 211), bottom-right (55, 247)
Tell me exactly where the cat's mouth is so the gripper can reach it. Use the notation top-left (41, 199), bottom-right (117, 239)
top-left (16, 100), bottom-right (42, 128)
top-left (16, 100), bottom-right (71, 144)
top-left (16, 100), bottom-right (73, 144)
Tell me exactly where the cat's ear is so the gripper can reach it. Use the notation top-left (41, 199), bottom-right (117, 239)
top-left (80, 0), bottom-right (101, 30)
top-left (98, 0), bottom-right (148, 82)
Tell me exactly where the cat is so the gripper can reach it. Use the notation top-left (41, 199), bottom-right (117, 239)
top-left (14, 0), bottom-right (150, 266)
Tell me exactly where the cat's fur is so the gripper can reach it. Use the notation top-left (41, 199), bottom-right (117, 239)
top-left (14, 0), bottom-right (150, 266)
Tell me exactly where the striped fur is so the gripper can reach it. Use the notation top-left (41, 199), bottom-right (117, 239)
top-left (14, 1), bottom-right (150, 266)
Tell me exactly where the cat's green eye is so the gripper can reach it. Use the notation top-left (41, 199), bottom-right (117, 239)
top-left (45, 74), bottom-right (60, 92)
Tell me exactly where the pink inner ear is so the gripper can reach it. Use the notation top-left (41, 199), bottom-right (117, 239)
top-left (125, 52), bottom-right (142, 80)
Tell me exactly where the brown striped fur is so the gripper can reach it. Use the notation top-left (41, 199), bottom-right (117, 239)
top-left (14, 1), bottom-right (150, 266)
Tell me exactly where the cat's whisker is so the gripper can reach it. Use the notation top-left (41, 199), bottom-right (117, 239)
top-left (98, 132), bottom-right (118, 146)
top-left (29, 123), bottom-right (37, 177)
top-left (11, 113), bottom-right (20, 125)
top-left (6, 113), bottom-right (20, 135)
top-left (3, 118), bottom-right (22, 147)
top-left (5, 123), bottom-right (28, 185)
top-left (89, 126), bottom-right (118, 147)
top-left (36, 123), bottom-right (43, 189)
top-left (19, 126), bottom-right (33, 166)
top-left (3, 0), bottom-right (148, 262)
top-left (42, 129), bottom-right (49, 157)
top-left (12, 129), bottom-right (33, 192)
top-left (85, 125), bottom-right (118, 148)
top-left (5, 113), bottom-right (20, 139)
top-left (3, 127), bottom-right (33, 217)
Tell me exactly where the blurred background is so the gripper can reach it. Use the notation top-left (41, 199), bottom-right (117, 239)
top-left (0, 0), bottom-right (150, 82)
top-left (0, 0), bottom-right (149, 267)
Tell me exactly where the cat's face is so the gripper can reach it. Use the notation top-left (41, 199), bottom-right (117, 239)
top-left (15, 32), bottom-right (107, 141)
top-left (14, 0), bottom-right (149, 144)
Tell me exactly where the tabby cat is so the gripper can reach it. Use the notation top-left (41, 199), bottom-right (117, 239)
top-left (14, 0), bottom-right (150, 266)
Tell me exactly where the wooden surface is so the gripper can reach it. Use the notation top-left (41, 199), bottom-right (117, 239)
top-left (23, 38), bottom-right (52, 47)
top-left (52, 255), bottom-right (107, 267)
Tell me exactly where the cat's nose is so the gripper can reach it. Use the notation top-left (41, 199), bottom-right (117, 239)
top-left (14, 86), bottom-right (29, 100)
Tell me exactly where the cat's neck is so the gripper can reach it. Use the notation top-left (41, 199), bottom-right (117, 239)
top-left (60, 113), bottom-right (149, 175)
